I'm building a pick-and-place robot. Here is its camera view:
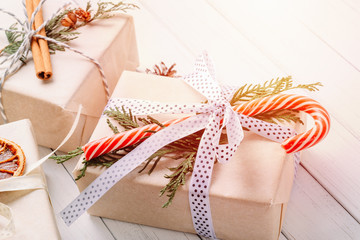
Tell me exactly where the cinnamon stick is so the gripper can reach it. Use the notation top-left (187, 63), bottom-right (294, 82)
top-left (33, 0), bottom-right (52, 80)
top-left (25, 0), bottom-right (52, 80)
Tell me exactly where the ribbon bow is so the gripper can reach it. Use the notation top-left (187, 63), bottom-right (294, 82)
top-left (180, 53), bottom-right (244, 238)
top-left (184, 53), bottom-right (244, 164)
top-left (0, 0), bottom-right (110, 123)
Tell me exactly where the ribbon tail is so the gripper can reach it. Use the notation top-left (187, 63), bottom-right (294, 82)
top-left (24, 104), bottom-right (83, 175)
top-left (0, 174), bottom-right (45, 192)
top-left (189, 115), bottom-right (218, 239)
top-left (60, 114), bottom-right (210, 226)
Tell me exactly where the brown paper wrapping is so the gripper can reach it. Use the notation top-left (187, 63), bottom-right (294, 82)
top-left (0, 119), bottom-right (60, 239)
top-left (73, 71), bottom-right (298, 240)
top-left (0, 1), bottom-right (139, 151)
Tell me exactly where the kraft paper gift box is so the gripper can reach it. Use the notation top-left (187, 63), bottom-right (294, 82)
top-left (0, 1), bottom-right (139, 152)
top-left (73, 71), bottom-right (301, 240)
top-left (0, 119), bottom-right (60, 239)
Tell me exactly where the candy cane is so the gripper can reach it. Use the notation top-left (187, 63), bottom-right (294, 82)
top-left (83, 117), bottom-right (189, 160)
top-left (83, 94), bottom-right (330, 160)
top-left (232, 94), bottom-right (330, 153)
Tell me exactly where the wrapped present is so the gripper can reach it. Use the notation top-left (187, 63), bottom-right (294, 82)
top-left (69, 68), bottom-right (327, 239)
top-left (0, 0), bottom-right (139, 151)
top-left (58, 51), bottom-right (330, 240)
top-left (0, 119), bottom-right (60, 239)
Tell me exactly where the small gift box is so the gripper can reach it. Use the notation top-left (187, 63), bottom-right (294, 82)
top-left (72, 71), bottom-right (307, 240)
top-left (0, 1), bottom-right (139, 151)
top-left (0, 119), bottom-right (60, 239)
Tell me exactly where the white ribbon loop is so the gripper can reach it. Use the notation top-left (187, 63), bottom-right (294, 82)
top-left (183, 53), bottom-right (222, 101)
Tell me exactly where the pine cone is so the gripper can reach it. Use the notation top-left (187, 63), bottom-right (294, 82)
top-left (61, 12), bottom-right (77, 28)
top-left (146, 62), bottom-right (179, 77)
top-left (75, 8), bottom-right (91, 22)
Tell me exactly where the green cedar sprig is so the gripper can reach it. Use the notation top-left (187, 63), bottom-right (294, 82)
top-left (160, 152), bottom-right (196, 208)
top-left (89, 1), bottom-right (139, 21)
top-left (252, 109), bottom-right (304, 125)
top-left (50, 147), bottom-right (84, 163)
top-left (103, 106), bottom-right (139, 130)
top-left (1, 24), bottom-right (26, 62)
top-left (230, 76), bottom-right (322, 105)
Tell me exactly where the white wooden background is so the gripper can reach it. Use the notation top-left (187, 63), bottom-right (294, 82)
top-left (39, 0), bottom-right (360, 239)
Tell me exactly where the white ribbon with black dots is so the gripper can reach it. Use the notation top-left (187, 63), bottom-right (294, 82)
top-left (60, 52), bottom-right (299, 239)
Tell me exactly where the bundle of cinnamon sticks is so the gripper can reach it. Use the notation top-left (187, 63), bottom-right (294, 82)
top-left (26, 0), bottom-right (52, 80)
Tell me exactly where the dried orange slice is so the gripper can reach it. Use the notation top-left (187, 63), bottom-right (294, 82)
top-left (0, 138), bottom-right (26, 180)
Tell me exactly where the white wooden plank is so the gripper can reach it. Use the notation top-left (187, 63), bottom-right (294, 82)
top-left (290, 0), bottom-right (360, 70)
top-left (207, 0), bottom-right (360, 139)
top-left (301, 119), bottom-right (360, 221)
top-left (136, 0), bottom-right (284, 83)
top-left (279, 233), bottom-right (288, 240)
top-left (341, 0), bottom-right (360, 14)
top-left (129, 0), bottom-right (195, 75)
top-left (206, 0), bottom-right (360, 222)
top-left (103, 219), bottom-right (200, 240)
top-left (283, 166), bottom-right (360, 239)
top-left (39, 147), bottom-right (115, 240)
top-left (186, 233), bottom-right (201, 240)
top-left (139, 225), bottom-right (199, 240)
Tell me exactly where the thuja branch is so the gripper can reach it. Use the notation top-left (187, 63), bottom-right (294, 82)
top-left (230, 76), bottom-right (322, 105)
top-left (90, 1), bottom-right (138, 21)
top-left (253, 109), bottom-right (304, 125)
top-left (160, 152), bottom-right (196, 208)
top-left (50, 147), bottom-right (84, 163)
top-left (104, 106), bottom-right (139, 130)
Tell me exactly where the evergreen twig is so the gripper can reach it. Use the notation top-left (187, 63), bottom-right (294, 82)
top-left (229, 76), bottom-right (322, 105)
top-left (160, 152), bottom-right (196, 207)
top-left (49, 147), bottom-right (84, 163)
top-left (253, 109), bottom-right (304, 125)
top-left (104, 106), bottom-right (139, 130)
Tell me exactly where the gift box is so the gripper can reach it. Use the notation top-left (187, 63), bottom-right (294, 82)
top-left (0, 1), bottom-right (139, 152)
top-left (72, 71), bottom-right (304, 240)
top-left (0, 119), bottom-right (60, 239)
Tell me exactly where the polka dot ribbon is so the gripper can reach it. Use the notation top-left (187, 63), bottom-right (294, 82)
top-left (60, 52), bottom-right (299, 239)
top-left (0, 0), bottom-right (110, 123)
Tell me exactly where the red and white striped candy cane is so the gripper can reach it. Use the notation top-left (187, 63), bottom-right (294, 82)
top-left (232, 94), bottom-right (330, 153)
top-left (82, 94), bottom-right (330, 160)
top-left (83, 117), bottom-right (190, 160)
